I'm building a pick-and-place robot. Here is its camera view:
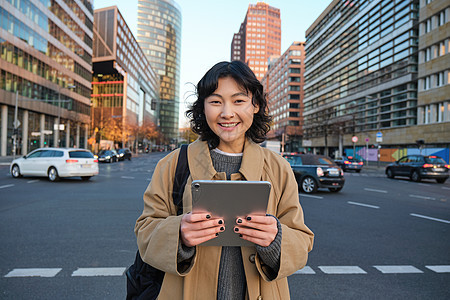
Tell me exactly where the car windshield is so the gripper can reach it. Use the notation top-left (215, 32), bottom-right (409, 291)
top-left (98, 150), bottom-right (110, 155)
top-left (425, 157), bottom-right (446, 164)
top-left (69, 151), bottom-right (94, 158)
top-left (284, 156), bottom-right (302, 166)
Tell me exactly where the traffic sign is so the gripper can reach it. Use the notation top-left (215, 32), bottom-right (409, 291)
top-left (352, 136), bottom-right (358, 143)
top-left (376, 131), bottom-right (382, 138)
top-left (13, 120), bottom-right (21, 128)
top-left (365, 138), bottom-right (369, 142)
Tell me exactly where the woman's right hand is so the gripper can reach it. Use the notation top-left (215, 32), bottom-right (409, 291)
top-left (180, 213), bottom-right (224, 247)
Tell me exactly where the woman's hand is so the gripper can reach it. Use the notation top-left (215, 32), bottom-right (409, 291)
top-left (234, 215), bottom-right (278, 247)
top-left (180, 213), bottom-right (224, 247)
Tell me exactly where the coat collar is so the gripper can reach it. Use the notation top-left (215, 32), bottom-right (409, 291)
top-left (187, 138), bottom-right (264, 181)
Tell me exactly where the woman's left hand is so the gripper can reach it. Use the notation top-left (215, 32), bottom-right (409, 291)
top-left (234, 215), bottom-right (278, 247)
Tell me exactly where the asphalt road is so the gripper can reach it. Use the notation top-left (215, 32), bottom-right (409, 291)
top-left (0, 152), bottom-right (449, 299)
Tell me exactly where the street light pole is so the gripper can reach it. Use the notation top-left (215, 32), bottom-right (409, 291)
top-left (13, 91), bottom-right (19, 159)
top-left (57, 89), bottom-right (61, 147)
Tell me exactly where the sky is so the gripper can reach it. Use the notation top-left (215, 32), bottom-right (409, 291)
top-left (94, 0), bottom-right (332, 127)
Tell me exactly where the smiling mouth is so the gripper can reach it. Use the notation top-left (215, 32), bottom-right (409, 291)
top-left (219, 122), bottom-right (239, 128)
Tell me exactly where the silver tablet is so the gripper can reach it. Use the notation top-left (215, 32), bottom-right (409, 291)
top-left (191, 180), bottom-right (271, 247)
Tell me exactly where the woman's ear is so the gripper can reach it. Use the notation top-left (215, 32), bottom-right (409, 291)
top-left (253, 103), bottom-right (260, 114)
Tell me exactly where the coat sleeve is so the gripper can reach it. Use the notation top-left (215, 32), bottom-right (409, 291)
top-left (256, 155), bottom-right (314, 281)
top-left (134, 149), bottom-right (196, 276)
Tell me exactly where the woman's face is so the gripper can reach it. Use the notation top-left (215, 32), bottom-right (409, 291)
top-left (204, 76), bottom-right (259, 153)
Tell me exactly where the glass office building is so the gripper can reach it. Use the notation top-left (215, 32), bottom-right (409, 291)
top-left (137, 0), bottom-right (182, 143)
top-left (0, 0), bottom-right (93, 156)
top-left (304, 0), bottom-right (425, 155)
top-left (416, 0), bottom-right (449, 140)
top-left (92, 6), bottom-right (159, 150)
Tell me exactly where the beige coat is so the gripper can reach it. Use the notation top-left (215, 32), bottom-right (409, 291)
top-left (135, 139), bottom-right (314, 299)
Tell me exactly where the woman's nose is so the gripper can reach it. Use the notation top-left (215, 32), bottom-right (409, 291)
top-left (220, 104), bottom-right (235, 118)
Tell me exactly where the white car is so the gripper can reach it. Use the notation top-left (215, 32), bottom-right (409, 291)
top-left (10, 148), bottom-right (99, 181)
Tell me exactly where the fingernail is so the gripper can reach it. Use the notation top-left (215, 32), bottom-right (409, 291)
top-left (246, 217), bottom-right (252, 221)
top-left (220, 227), bottom-right (224, 231)
top-left (215, 233), bottom-right (219, 236)
top-left (239, 234), bottom-right (242, 237)
top-left (237, 218), bottom-right (242, 224)
top-left (206, 214), bottom-right (211, 219)
top-left (218, 220), bottom-right (223, 225)
top-left (234, 227), bottom-right (239, 232)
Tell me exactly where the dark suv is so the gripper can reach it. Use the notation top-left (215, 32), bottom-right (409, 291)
top-left (282, 154), bottom-right (345, 193)
top-left (385, 155), bottom-right (449, 183)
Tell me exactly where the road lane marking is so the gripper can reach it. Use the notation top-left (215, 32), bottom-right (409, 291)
top-left (5, 268), bottom-right (62, 277)
top-left (27, 180), bottom-right (39, 183)
top-left (347, 201), bottom-right (380, 209)
top-left (318, 266), bottom-right (367, 274)
top-left (71, 267), bottom-right (126, 277)
top-left (410, 213), bottom-right (450, 224)
top-left (294, 266), bottom-right (316, 274)
top-left (409, 194), bottom-right (436, 200)
top-left (425, 265), bottom-right (450, 273)
top-left (373, 265), bottom-right (423, 274)
top-left (418, 183), bottom-right (430, 187)
top-left (364, 188), bottom-right (387, 193)
top-left (0, 184), bottom-right (14, 189)
top-left (442, 187), bottom-right (450, 190)
top-left (300, 194), bottom-right (323, 199)
top-left (121, 176), bottom-right (135, 179)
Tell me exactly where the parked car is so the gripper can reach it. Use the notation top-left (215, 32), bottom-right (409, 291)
top-left (97, 150), bottom-right (118, 163)
top-left (117, 148), bottom-right (132, 161)
top-left (10, 148), bottom-right (98, 181)
top-left (282, 154), bottom-right (345, 193)
top-left (385, 155), bottom-right (449, 183)
top-left (334, 156), bottom-right (364, 172)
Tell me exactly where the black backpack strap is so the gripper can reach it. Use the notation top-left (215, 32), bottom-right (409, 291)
top-left (172, 144), bottom-right (190, 216)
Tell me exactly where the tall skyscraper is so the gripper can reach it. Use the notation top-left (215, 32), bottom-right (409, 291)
top-left (92, 6), bottom-right (159, 150)
top-left (303, 0), bottom-right (447, 158)
top-left (137, 0), bottom-right (182, 143)
top-left (231, 2), bottom-right (281, 80)
top-left (262, 42), bottom-right (305, 152)
top-left (1, 0), bottom-right (94, 156)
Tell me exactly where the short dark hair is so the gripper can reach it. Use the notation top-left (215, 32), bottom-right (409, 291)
top-left (185, 61), bottom-right (271, 149)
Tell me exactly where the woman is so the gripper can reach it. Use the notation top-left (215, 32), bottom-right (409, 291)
top-left (135, 61), bottom-right (314, 299)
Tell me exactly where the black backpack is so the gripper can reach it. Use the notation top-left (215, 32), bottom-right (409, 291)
top-left (126, 144), bottom-right (190, 300)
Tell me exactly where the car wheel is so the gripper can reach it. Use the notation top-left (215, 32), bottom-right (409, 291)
top-left (386, 168), bottom-right (394, 178)
top-left (11, 164), bottom-right (22, 178)
top-left (411, 170), bottom-right (421, 182)
top-left (48, 167), bottom-right (60, 182)
top-left (436, 178), bottom-right (447, 184)
top-left (301, 176), bottom-right (317, 193)
top-left (81, 176), bottom-right (91, 181)
top-left (328, 187), bottom-right (342, 192)
top-left (356, 169), bottom-right (361, 173)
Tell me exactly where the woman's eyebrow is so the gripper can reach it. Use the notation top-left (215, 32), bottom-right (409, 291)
top-left (209, 92), bottom-right (249, 99)
top-left (231, 92), bottom-right (250, 98)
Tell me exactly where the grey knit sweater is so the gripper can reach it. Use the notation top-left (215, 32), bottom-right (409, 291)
top-left (178, 149), bottom-right (282, 300)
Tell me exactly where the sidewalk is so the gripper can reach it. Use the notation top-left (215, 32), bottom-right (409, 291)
top-left (0, 155), bottom-right (15, 165)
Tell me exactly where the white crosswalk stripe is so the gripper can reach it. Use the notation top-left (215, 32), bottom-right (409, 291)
top-left (373, 265), bottom-right (423, 274)
top-left (425, 265), bottom-right (450, 273)
top-left (318, 266), bottom-right (367, 274)
top-left (71, 267), bottom-right (126, 277)
top-left (294, 266), bottom-right (316, 274)
top-left (5, 268), bottom-right (62, 278)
